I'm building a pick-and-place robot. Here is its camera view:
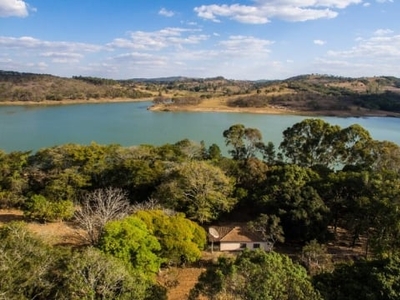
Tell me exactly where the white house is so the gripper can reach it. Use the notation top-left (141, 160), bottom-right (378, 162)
top-left (209, 225), bottom-right (272, 252)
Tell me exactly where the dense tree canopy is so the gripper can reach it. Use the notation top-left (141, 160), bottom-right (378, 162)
top-left (154, 160), bottom-right (236, 223)
top-left (97, 216), bottom-right (162, 278)
top-left (189, 250), bottom-right (322, 300)
top-left (134, 209), bottom-right (206, 265)
top-left (314, 256), bottom-right (400, 300)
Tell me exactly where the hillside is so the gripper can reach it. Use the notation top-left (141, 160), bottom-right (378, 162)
top-left (2, 70), bottom-right (400, 116)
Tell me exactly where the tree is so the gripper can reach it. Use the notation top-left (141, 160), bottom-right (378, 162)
top-left (97, 215), bottom-right (162, 278)
top-left (56, 247), bottom-right (166, 300)
top-left (74, 187), bottom-right (131, 245)
top-left (134, 210), bottom-right (206, 265)
top-left (189, 250), bottom-right (322, 300)
top-left (0, 222), bottom-right (61, 300)
top-left (247, 214), bottom-right (284, 250)
top-left (279, 119), bottom-right (375, 169)
top-left (314, 256), bottom-right (400, 300)
top-left (223, 124), bottom-right (264, 160)
top-left (279, 119), bottom-right (342, 168)
top-left (301, 240), bottom-right (333, 275)
top-left (258, 164), bottom-right (329, 241)
top-left (0, 150), bottom-right (30, 208)
top-left (154, 161), bottom-right (236, 223)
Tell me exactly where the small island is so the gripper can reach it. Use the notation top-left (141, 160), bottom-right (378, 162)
top-left (1, 70), bottom-right (400, 117)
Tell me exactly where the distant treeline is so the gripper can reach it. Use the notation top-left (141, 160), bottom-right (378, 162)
top-left (2, 70), bottom-right (400, 114)
top-left (0, 71), bottom-right (151, 102)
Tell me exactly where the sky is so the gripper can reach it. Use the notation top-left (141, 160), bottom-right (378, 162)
top-left (0, 0), bottom-right (399, 80)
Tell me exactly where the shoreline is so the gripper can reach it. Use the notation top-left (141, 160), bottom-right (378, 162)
top-left (1, 98), bottom-right (399, 118)
top-left (148, 103), bottom-right (400, 118)
top-left (0, 97), bottom-right (152, 106)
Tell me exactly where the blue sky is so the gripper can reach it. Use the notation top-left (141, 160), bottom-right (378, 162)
top-left (0, 0), bottom-right (399, 80)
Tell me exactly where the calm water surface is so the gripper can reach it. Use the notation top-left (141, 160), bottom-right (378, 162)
top-left (1, 101), bottom-right (399, 153)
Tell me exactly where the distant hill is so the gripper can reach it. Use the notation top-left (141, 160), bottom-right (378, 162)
top-left (1, 70), bottom-right (400, 115)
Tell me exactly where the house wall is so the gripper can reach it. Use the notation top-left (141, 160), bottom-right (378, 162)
top-left (220, 242), bottom-right (271, 251)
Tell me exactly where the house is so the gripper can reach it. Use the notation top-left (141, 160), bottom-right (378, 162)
top-left (208, 225), bottom-right (272, 252)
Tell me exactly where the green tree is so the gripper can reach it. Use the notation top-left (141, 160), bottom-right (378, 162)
top-left (247, 214), bottom-right (284, 250)
top-left (154, 161), bottom-right (236, 223)
top-left (279, 119), bottom-right (373, 169)
top-left (0, 150), bottom-right (30, 208)
top-left (0, 222), bottom-right (61, 300)
top-left (223, 124), bottom-right (264, 160)
top-left (134, 209), bottom-right (206, 265)
top-left (314, 256), bottom-right (400, 300)
top-left (56, 247), bottom-right (165, 300)
top-left (258, 164), bottom-right (329, 241)
top-left (189, 250), bottom-right (322, 300)
top-left (279, 119), bottom-right (342, 168)
top-left (97, 215), bottom-right (162, 278)
top-left (301, 240), bottom-right (333, 275)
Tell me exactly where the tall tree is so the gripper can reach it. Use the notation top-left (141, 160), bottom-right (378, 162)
top-left (223, 124), bottom-right (264, 160)
top-left (279, 119), bottom-right (374, 169)
top-left (279, 119), bottom-right (342, 168)
top-left (258, 164), bottom-right (329, 241)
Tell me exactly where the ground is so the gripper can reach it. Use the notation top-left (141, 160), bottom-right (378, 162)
top-left (0, 209), bottom-right (366, 299)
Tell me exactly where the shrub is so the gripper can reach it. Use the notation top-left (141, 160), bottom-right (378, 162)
top-left (23, 194), bottom-right (74, 222)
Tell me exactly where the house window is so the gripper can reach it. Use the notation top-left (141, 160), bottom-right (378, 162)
top-left (240, 243), bottom-right (247, 249)
top-left (253, 243), bottom-right (260, 249)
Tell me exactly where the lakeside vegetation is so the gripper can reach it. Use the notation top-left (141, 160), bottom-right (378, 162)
top-left (1, 119), bottom-right (400, 299)
top-left (2, 70), bottom-right (400, 116)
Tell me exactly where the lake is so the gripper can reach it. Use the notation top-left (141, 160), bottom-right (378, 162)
top-left (1, 101), bottom-right (399, 153)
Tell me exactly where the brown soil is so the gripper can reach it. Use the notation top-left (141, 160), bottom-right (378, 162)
top-left (0, 209), bottom-right (88, 246)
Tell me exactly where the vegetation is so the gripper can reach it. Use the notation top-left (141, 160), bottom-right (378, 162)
top-left (1, 118), bottom-right (400, 299)
top-left (189, 250), bottom-right (322, 300)
top-left (2, 70), bottom-right (400, 116)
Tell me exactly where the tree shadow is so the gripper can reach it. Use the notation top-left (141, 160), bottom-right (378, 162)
top-left (0, 213), bottom-right (25, 223)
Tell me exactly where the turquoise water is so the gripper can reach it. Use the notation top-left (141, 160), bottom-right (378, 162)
top-left (1, 101), bottom-right (399, 153)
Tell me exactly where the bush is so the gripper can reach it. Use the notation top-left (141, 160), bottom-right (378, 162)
top-left (23, 194), bottom-right (74, 222)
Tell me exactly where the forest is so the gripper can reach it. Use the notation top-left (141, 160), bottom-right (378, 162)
top-left (1, 118), bottom-right (400, 299)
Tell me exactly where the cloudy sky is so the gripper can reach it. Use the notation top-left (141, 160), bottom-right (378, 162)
top-left (0, 0), bottom-right (399, 80)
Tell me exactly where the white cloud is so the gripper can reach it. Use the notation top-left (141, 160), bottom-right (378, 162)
top-left (0, 36), bottom-right (103, 52)
top-left (40, 52), bottom-right (83, 63)
top-left (314, 39), bottom-right (326, 45)
top-left (219, 35), bottom-right (273, 55)
top-left (327, 33), bottom-right (400, 58)
top-left (158, 8), bottom-right (174, 17)
top-left (108, 27), bottom-right (209, 51)
top-left (374, 28), bottom-right (393, 36)
top-left (0, 0), bottom-right (29, 17)
top-left (195, 0), bottom-right (362, 23)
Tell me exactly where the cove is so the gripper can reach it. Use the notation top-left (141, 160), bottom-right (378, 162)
top-left (1, 101), bottom-right (400, 153)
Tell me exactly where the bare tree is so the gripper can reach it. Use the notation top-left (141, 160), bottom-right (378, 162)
top-left (74, 187), bottom-right (131, 245)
